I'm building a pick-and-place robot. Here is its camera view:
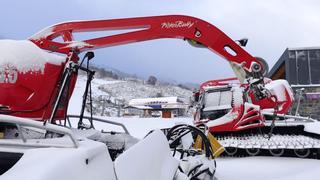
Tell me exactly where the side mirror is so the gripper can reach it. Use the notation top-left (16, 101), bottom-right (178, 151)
top-left (236, 38), bottom-right (248, 47)
top-left (84, 51), bottom-right (95, 61)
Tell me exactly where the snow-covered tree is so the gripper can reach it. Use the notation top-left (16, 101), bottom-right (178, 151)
top-left (147, 75), bottom-right (157, 85)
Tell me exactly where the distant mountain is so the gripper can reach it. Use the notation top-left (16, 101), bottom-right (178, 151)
top-left (90, 63), bottom-right (199, 90)
top-left (91, 64), bottom-right (142, 80)
top-left (178, 82), bottom-right (199, 91)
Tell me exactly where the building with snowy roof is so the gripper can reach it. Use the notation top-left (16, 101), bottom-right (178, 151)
top-left (126, 97), bottom-right (189, 118)
top-left (268, 47), bottom-right (320, 118)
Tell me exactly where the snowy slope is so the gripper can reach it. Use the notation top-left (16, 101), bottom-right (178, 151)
top-left (68, 75), bottom-right (192, 117)
top-left (97, 80), bottom-right (192, 103)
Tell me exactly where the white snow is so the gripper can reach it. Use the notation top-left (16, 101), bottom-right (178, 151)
top-left (68, 75), bottom-right (123, 115)
top-left (67, 76), bottom-right (112, 110)
top-left (29, 26), bottom-right (54, 40)
top-left (128, 96), bottom-right (188, 110)
top-left (1, 139), bottom-right (116, 180)
top-left (129, 97), bottom-right (179, 106)
top-left (215, 157), bottom-right (320, 180)
top-left (114, 130), bottom-right (179, 180)
top-left (0, 40), bottom-right (65, 73)
top-left (304, 121), bottom-right (320, 134)
top-left (232, 86), bottom-right (244, 107)
top-left (265, 79), bottom-right (294, 102)
top-left (65, 41), bottom-right (93, 49)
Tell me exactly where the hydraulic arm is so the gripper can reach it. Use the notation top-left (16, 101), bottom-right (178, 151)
top-left (30, 15), bottom-right (265, 74)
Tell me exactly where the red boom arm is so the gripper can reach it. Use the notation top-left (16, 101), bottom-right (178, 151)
top-left (29, 15), bottom-right (260, 73)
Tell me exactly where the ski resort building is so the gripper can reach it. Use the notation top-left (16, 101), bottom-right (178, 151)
top-left (268, 47), bottom-right (320, 118)
top-left (126, 97), bottom-right (189, 118)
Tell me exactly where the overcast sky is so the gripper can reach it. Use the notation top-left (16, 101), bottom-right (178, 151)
top-left (1, 0), bottom-right (320, 83)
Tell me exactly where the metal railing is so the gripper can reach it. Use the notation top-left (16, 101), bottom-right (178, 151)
top-left (0, 115), bottom-right (79, 148)
top-left (262, 111), bottom-right (317, 122)
top-left (66, 115), bottom-right (130, 134)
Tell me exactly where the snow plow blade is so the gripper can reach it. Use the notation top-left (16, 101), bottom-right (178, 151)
top-left (194, 132), bottom-right (225, 158)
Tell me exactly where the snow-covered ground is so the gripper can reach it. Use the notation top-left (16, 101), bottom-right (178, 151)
top-left (216, 157), bottom-right (320, 180)
top-left (67, 75), bottom-right (320, 180)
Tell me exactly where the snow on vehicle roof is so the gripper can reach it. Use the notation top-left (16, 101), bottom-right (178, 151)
top-left (203, 85), bottom-right (230, 91)
top-left (0, 39), bottom-right (65, 73)
top-left (129, 97), bottom-right (179, 106)
top-left (265, 79), bottom-right (294, 102)
top-left (65, 41), bottom-right (93, 49)
top-left (128, 97), bottom-right (188, 110)
top-left (304, 121), bottom-right (320, 135)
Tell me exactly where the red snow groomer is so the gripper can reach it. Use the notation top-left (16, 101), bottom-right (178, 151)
top-left (193, 75), bottom-right (320, 158)
top-left (194, 77), bottom-right (294, 131)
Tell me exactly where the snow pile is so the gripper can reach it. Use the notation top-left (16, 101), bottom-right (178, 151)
top-left (114, 130), bottom-right (179, 180)
top-left (29, 26), bottom-right (54, 40)
top-left (0, 40), bottom-right (65, 73)
top-left (216, 157), bottom-right (320, 180)
top-left (65, 41), bottom-right (93, 48)
top-left (265, 79), bottom-right (294, 102)
top-left (304, 121), bottom-right (320, 134)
